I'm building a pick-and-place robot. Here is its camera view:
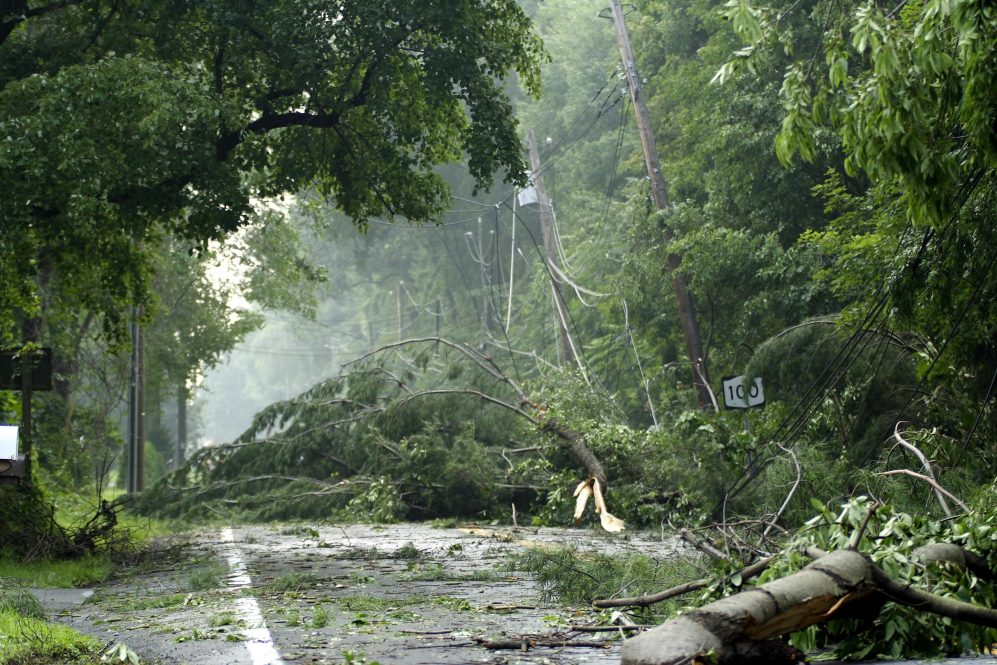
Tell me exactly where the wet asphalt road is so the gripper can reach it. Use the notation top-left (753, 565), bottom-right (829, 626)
top-left (40, 523), bottom-right (997, 665)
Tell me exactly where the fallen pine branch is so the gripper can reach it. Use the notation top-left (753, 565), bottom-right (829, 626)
top-left (877, 469), bottom-right (969, 515)
top-left (346, 337), bottom-right (613, 498)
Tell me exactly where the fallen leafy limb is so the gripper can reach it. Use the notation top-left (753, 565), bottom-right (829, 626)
top-left (620, 547), bottom-right (997, 665)
top-left (138, 335), bottom-right (622, 526)
top-left (593, 555), bottom-right (773, 609)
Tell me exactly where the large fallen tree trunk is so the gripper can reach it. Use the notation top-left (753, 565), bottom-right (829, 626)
top-left (621, 548), bottom-right (997, 665)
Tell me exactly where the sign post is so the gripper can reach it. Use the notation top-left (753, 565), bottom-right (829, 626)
top-left (722, 375), bottom-right (765, 464)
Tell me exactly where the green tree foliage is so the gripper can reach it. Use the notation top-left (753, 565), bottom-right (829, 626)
top-left (0, 0), bottom-right (548, 489)
top-left (760, 495), bottom-right (997, 660)
top-left (618, 0), bottom-right (841, 384)
top-left (719, 0), bottom-right (997, 441)
top-left (0, 0), bottom-right (546, 341)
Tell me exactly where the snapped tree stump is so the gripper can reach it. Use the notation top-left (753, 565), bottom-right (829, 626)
top-left (620, 548), bottom-right (997, 665)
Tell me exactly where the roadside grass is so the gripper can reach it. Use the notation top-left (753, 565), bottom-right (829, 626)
top-left (0, 481), bottom-right (189, 590)
top-left (0, 587), bottom-right (44, 618)
top-left (0, 608), bottom-right (102, 665)
top-left (49, 483), bottom-right (184, 544)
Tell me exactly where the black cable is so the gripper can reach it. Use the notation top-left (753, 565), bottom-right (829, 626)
top-left (720, 300), bottom-right (892, 505)
top-left (893, 242), bottom-right (997, 427)
top-left (715, 216), bottom-right (912, 510)
top-left (434, 225), bottom-right (477, 321)
top-left (538, 69), bottom-right (619, 168)
top-left (962, 364), bottom-right (997, 452)
top-left (499, 199), bottom-right (607, 391)
top-left (719, 168), bottom-right (990, 512)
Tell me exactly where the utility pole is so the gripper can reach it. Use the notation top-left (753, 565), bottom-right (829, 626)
top-left (527, 129), bottom-right (578, 369)
top-left (175, 384), bottom-right (187, 470)
top-left (126, 305), bottom-right (145, 493)
top-left (606, 0), bottom-right (711, 407)
top-left (476, 218), bottom-right (493, 330)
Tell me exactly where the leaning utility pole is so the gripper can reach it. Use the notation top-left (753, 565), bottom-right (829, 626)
top-left (126, 305), bottom-right (145, 493)
top-left (606, 0), bottom-right (711, 407)
top-left (527, 129), bottom-right (578, 369)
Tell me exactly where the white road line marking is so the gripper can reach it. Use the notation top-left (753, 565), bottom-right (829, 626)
top-left (221, 528), bottom-right (285, 665)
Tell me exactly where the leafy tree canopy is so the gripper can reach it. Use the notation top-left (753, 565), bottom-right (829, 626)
top-left (0, 0), bottom-right (546, 341)
top-left (717, 0), bottom-right (997, 405)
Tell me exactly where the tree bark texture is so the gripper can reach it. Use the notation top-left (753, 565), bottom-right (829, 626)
top-left (620, 548), bottom-right (997, 665)
top-left (540, 417), bottom-right (607, 490)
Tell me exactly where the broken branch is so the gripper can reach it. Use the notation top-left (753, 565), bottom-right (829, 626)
top-left (593, 555), bottom-right (773, 609)
top-left (877, 469), bottom-right (969, 514)
top-left (679, 529), bottom-right (726, 561)
top-left (762, 444), bottom-right (801, 540)
top-left (892, 423), bottom-right (955, 517)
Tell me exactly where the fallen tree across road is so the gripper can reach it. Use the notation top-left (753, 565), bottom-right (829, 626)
top-left (621, 546), bottom-right (997, 665)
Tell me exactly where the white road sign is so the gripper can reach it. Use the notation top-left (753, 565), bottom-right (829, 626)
top-left (0, 426), bottom-right (18, 460)
top-left (722, 375), bottom-right (764, 409)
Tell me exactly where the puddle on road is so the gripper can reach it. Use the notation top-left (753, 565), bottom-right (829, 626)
top-left (55, 523), bottom-right (687, 665)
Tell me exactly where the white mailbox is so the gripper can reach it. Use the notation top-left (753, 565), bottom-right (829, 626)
top-left (0, 426), bottom-right (18, 460)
